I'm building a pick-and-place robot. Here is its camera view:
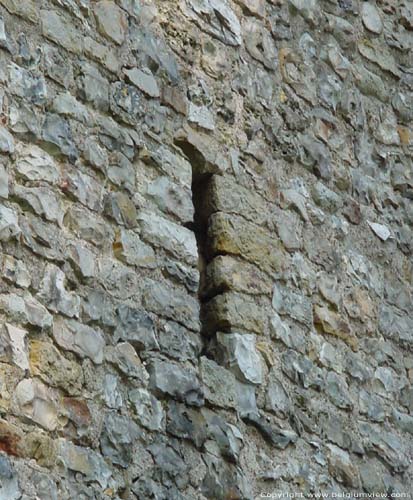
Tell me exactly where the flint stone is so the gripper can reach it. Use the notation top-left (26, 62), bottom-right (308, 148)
top-left (149, 358), bottom-right (204, 406)
top-left (8, 63), bottom-right (47, 105)
top-left (0, 205), bottom-right (20, 241)
top-left (69, 243), bottom-right (96, 278)
top-left (216, 332), bottom-right (263, 384)
top-left (281, 349), bottom-right (324, 390)
top-left (392, 409), bottom-right (413, 435)
top-left (359, 389), bottom-right (385, 422)
top-left (83, 137), bottom-right (108, 172)
top-left (202, 408), bottom-right (244, 462)
top-left (94, 1), bottom-right (128, 45)
top-left (52, 92), bottom-right (90, 123)
top-left (326, 371), bottom-right (352, 410)
top-left (158, 320), bottom-right (202, 361)
top-left (184, 0), bottom-right (242, 47)
top-left (38, 264), bottom-right (80, 318)
top-left (14, 185), bottom-right (64, 226)
top-left (146, 175), bottom-right (194, 224)
top-left (64, 168), bottom-right (103, 212)
top-left (57, 439), bottom-right (112, 488)
top-left (115, 304), bottom-right (158, 351)
top-left (44, 44), bottom-right (73, 88)
top-left (97, 258), bottom-right (139, 300)
top-left (105, 342), bottom-right (149, 382)
top-left (270, 313), bottom-right (306, 353)
top-left (0, 0), bottom-right (38, 23)
top-left (129, 388), bottom-right (164, 431)
top-left (15, 378), bottom-right (60, 431)
top-left (235, 0), bottom-right (265, 18)
top-left (105, 192), bottom-right (137, 228)
top-left (101, 412), bottom-right (139, 467)
top-left (1, 255), bottom-right (31, 288)
top-left (102, 374), bottom-right (123, 409)
top-left (42, 114), bottom-right (78, 162)
top-left (138, 210), bottom-right (197, 266)
top-left (367, 221), bottom-right (391, 241)
top-left (359, 422), bottom-right (409, 472)
top-left (288, 0), bottom-right (319, 24)
top-left (272, 284), bottom-right (313, 328)
top-left (0, 293), bottom-right (53, 329)
top-left (361, 2), bottom-right (382, 34)
top-left (199, 356), bottom-right (238, 409)
top-left (144, 280), bottom-right (200, 332)
top-left (125, 67), bottom-right (159, 98)
top-left (314, 305), bottom-right (358, 351)
top-left (5, 324), bottom-right (29, 371)
top-left (0, 453), bottom-right (19, 500)
top-left (78, 62), bottom-right (110, 112)
top-left (53, 317), bottom-right (105, 364)
top-left (113, 228), bottom-right (156, 268)
top-left (41, 10), bottom-right (83, 54)
top-left (188, 103), bottom-right (215, 131)
top-left (147, 442), bottom-right (188, 487)
top-left (326, 444), bottom-right (360, 488)
top-left (0, 127), bottom-right (14, 154)
top-left (266, 373), bottom-right (291, 416)
top-left (15, 144), bottom-right (60, 183)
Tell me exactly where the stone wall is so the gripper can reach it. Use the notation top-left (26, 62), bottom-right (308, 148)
top-left (0, 0), bottom-right (412, 498)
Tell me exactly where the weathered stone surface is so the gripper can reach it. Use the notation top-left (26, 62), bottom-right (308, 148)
top-left (361, 2), bottom-right (383, 34)
top-left (0, 293), bottom-right (53, 329)
top-left (272, 284), bottom-right (313, 328)
top-left (149, 358), bottom-right (204, 406)
top-left (138, 210), bottom-right (197, 266)
top-left (41, 10), bottom-right (82, 54)
top-left (129, 388), bottom-right (164, 431)
top-left (53, 317), bottom-right (105, 364)
top-left (125, 67), bottom-right (160, 98)
top-left (15, 144), bottom-right (60, 183)
top-left (38, 264), bottom-right (80, 318)
top-left (0, 205), bottom-right (20, 241)
top-left (113, 228), bottom-right (156, 268)
top-left (0, 127), bottom-right (15, 153)
top-left (208, 212), bottom-right (286, 274)
top-left (204, 291), bottom-right (267, 335)
top-left (216, 332), bottom-right (263, 384)
top-left (144, 280), bottom-right (200, 332)
top-left (199, 356), bottom-right (238, 409)
top-left (314, 305), bottom-right (358, 350)
top-left (94, 1), bottom-right (128, 45)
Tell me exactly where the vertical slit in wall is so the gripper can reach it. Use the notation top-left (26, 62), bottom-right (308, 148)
top-left (174, 138), bottom-right (212, 339)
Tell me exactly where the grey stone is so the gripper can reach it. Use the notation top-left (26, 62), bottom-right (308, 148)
top-left (0, 293), bottom-right (53, 329)
top-left (199, 356), bottom-right (238, 409)
top-left (13, 185), bottom-right (65, 226)
top-left (184, 0), bottom-right (242, 47)
top-left (266, 373), bottom-right (291, 417)
top-left (0, 163), bottom-right (8, 199)
top-left (101, 412), bottom-right (139, 468)
top-left (97, 258), bottom-right (139, 300)
top-left (41, 10), bottom-right (83, 53)
top-left (8, 63), bottom-right (47, 105)
top-left (326, 444), bottom-right (360, 488)
top-left (113, 228), bottom-right (156, 268)
top-left (110, 81), bottom-right (144, 124)
top-left (114, 304), bottom-right (158, 351)
top-left (38, 264), bottom-right (80, 318)
top-left (83, 137), bottom-right (108, 172)
top-left (0, 454), bottom-right (20, 500)
top-left (157, 320), bottom-right (202, 361)
top-left (149, 358), bottom-right (204, 406)
top-left (53, 317), bottom-right (105, 364)
top-left (216, 332), bottom-right (263, 384)
top-left (367, 221), bottom-right (391, 241)
top-left (15, 144), bottom-right (60, 183)
top-left (125, 67), bottom-right (160, 98)
top-left (0, 204), bottom-right (20, 241)
top-left (188, 103), bottom-right (215, 130)
top-left (392, 409), bottom-right (413, 435)
top-left (281, 349), bottom-right (324, 390)
top-left (361, 2), bottom-right (383, 34)
top-left (69, 243), bottom-right (96, 278)
top-left (105, 192), bottom-right (137, 228)
top-left (42, 114), bottom-right (78, 162)
top-left (63, 168), bottom-right (103, 212)
top-left (77, 62), bottom-right (110, 111)
top-left (288, 0), bottom-right (319, 24)
top-left (146, 176), bottom-right (194, 224)
top-left (43, 44), bottom-right (73, 88)
top-left (57, 439), bottom-right (112, 488)
top-left (52, 92), bottom-right (90, 123)
top-left (105, 342), bottom-right (149, 382)
top-left (129, 388), bottom-right (165, 431)
top-left (1, 255), bottom-right (31, 288)
top-left (102, 374), bottom-right (123, 409)
top-left (94, 1), bottom-right (128, 45)
top-left (326, 371), bottom-right (352, 410)
top-left (272, 284), bottom-right (313, 328)
top-left (0, 126), bottom-right (14, 154)
top-left (138, 209), bottom-right (197, 266)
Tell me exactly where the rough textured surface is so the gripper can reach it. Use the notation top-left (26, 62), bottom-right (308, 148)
top-left (0, 1), bottom-right (412, 499)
